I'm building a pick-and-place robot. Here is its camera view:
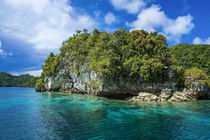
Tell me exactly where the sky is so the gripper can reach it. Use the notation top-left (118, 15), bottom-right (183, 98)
top-left (0, 0), bottom-right (209, 76)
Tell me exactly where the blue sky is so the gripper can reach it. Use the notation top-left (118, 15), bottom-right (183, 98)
top-left (0, 0), bottom-right (209, 76)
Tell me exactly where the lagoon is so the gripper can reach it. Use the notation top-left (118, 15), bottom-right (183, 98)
top-left (0, 87), bottom-right (209, 140)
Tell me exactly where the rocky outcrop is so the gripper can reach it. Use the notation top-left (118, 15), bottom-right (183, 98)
top-left (36, 57), bottom-right (209, 102)
top-left (35, 85), bottom-right (46, 92)
top-left (128, 84), bottom-right (210, 102)
top-left (42, 60), bottom-right (176, 98)
top-left (168, 91), bottom-right (197, 102)
top-left (159, 88), bottom-right (174, 101)
top-left (184, 77), bottom-right (210, 99)
top-left (128, 74), bottom-right (210, 102)
top-left (128, 92), bottom-right (159, 102)
top-left (128, 90), bottom-right (209, 102)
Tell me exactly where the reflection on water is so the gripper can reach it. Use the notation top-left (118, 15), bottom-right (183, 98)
top-left (0, 87), bottom-right (209, 140)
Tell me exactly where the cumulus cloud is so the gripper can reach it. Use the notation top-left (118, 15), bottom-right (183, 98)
top-left (105, 12), bottom-right (116, 24)
top-left (110, 0), bottom-right (145, 14)
top-left (0, 40), bottom-right (13, 57)
top-left (11, 69), bottom-right (42, 77)
top-left (193, 37), bottom-right (210, 44)
top-left (128, 5), bottom-right (194, 42)
top-left (0, 41), bottom-right (4, 55)
top-left (23, 70), bottom-right (42, 77)
top-left (193, 37), bottom-right (203, 44)
top-left (0, 0), bottom-right (97, 53)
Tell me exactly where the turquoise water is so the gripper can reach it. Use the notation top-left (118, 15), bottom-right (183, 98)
top-left (0, 87), bottom-right (209, 140)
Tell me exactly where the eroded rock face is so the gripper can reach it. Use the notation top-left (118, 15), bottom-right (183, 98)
top-left (44, 68), bottom-right (73, 91)
top-left (182, 76), bottom-right (210, 100)
top-left (128, 92), bottom-right (159, 102)
top-left (42, 56), bottom-right (176, 97)
top-left (40, 57), bottom-right (209, 102)
top-left (159, 88), bottom-right (174, 101)
top-left (44, 66), bottom-right (176, 97)
top-left (128, 87), bottom-right (209, 102)
top-left (168, 91), bottom-right (197, 102)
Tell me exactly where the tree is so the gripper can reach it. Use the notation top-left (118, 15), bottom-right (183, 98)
top-left (169, 44), bottom-right (210, 76)
top-left (59, 29), bottom-right (173, 82)
top-left (184, 67), bottom-right (210, 87)
top-left (42, 52), bottom-right (61, 76)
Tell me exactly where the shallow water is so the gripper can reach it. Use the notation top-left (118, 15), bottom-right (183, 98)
top-left (0, 87), bottom-right (209, 140)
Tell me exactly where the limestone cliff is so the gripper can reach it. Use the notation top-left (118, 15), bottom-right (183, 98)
top-left (35, 29), bottom-right (210, 102)
top-left (42, 57), bottom-right (175, 96)
top-left (36, 56), bottom-right (209, 101)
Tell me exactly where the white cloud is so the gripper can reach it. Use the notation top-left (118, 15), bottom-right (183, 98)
top-left (0, 40), bottom-right (13, 57)
top-left (128, 5), bottom-right (194, 42)
top-left (193, 37), bottom-right (203, 44)
top-left (24, 70), bottom-right (42, 77)
top-left (205, 38), bottom-right (210, 44)
top-left (0, 41), bottom-right (3, 54)
top-left (193, 37), bottom-right (210, 44)
top-left (11, 70), bottom-right (42, 77)
top-left (105, 12), bottom-right (116, 24)
top-left (0, 0), bottom-right (97, 54)
top-left (110, 0), bottom-right (145, 14)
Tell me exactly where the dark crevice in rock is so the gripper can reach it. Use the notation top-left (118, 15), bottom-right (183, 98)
top-left (100, 93), bottom-right (135, 100)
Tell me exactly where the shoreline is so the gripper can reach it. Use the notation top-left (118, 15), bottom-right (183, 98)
top-left (36, 88), bottom-right (210, 102)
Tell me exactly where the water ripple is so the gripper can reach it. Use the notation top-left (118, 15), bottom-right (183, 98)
top-left (0, 87), bottom-right (209, 140)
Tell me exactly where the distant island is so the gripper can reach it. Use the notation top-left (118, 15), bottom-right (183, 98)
top-left (33, 29), bottom-right (210, 101)
top-left (0, 72), bottom-right (38, 87)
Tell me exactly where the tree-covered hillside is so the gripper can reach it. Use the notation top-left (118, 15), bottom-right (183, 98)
top-left (36, 29), bottom-right (210, 89)
top-left (0, 72), bottom-right (39, 87)
top-left (59, 29), bottom-right (173, 82)
top-left (169, 44), bottom-right (210, 75)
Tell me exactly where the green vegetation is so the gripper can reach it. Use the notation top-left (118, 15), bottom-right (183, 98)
top-left (60, 29), bottom-right (172, 82)
top-left (2, 30), bottom-right (209, 89)
top-left (35, 52), bottom-right (61, 89)
top-left (184, 67), bottom-right (210, 88)
top-left (35, 75), bottom-right (45, 89)
top-left (173, 66), bottom-right (185, 87)
top-left (169, 44), bottom-right (210, 75)
top-left (42, 52), bottom-right (61, 76)
top-left (38, 29), bottom-right (209, 89)
top-left (0, 72), bottom-right (39, 87)
top-left (86, 79), bottom-right (103, 91)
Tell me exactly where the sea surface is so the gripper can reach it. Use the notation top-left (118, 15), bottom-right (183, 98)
top-left (0, 87), bottom-right (209, 140)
